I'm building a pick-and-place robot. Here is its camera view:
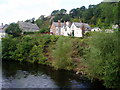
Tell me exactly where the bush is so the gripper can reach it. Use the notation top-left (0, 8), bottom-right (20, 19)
top-left (52, 37), bottom-right (73, 70)
top-left (84, 32), bottom-right (120, 88)
top-left (12, 35), bottom-right (35, 62)
top-left (50, 35), bottom-right (60, 42)
top-left (28, 45), bottom-right (47, 64)
top-left (2, 35), bottom-right (20, 60)
top-left (2, 34), bottom-right (49, 64)
top-left (39, 27), bottom-right (50, 33)
top-left (23, 32), bottom-right (35, 34)
top-left (5, 23), bottom-right (22, 37)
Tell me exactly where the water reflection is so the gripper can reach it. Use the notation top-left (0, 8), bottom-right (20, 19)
top-left (2, 61), bottom-right (105, 88)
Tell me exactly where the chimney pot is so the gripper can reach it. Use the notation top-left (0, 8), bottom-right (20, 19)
top-left (1, 23), bottom-right (3, 27)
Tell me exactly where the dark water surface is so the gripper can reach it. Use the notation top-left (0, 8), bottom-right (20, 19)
top-left (2, 61), bottom-right (106, 89)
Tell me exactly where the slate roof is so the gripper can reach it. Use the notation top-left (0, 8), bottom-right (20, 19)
top-left (53, 22), bottom-right (72, 28)
top-left (53, 22), bottom-right (65, 27)
top-left (73, 22), bottom-right (91, 30)
top-left (18, 21), bottom-right (39, 31)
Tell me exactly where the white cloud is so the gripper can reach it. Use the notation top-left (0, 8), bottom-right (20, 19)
top-left (0, 0), bottom-right (60, 24)
top-left (0, 0), bottom-right (103, 24)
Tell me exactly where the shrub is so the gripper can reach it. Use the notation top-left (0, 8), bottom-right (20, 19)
top-left (12, 35), bottom-right (35, 62)
top-left (28, 45), bottom-right (47, 64)
top-left (2, 35), bottom-right (20, 60)
top-left (23, 32), bottom-right (35, 34)
top-left (52, 37), bottom-right (73, 70)
top-left (5, 23), bottom-right (22, 37)
top-left (84, 32), bottom-right (120, 88)
top-left (39, 27), bottom-right (50, 33)
top-left (50, 35), bottom-right (60, 42)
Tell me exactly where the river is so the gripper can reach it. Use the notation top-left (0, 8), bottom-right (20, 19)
top-left (2, 61), bottom-right (106, 89)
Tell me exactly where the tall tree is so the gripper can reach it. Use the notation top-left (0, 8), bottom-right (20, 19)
top-left (5, 23), bottom-right (22, 37)
top-left (51, 10), bottom-right (59, 16)
top-left (69, 9), bottom-right (77, 18)
top-left (59, 9), bottom-right (67, 14)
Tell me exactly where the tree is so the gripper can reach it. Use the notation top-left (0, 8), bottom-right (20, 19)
top-left (5, 23), bottom-right (22, 37)
top-left (52, 37), bottom-right (73, 70)
top-left (59, 9), bottom-right (67, 14)
top-left (51, 10), bottom-right (59, 16)
top-left (69, 9), bottom-right (77, 18)
top-left (84, 32), bottom-right (120, 88)
top-left (80, 6), bottom-right (86, 11)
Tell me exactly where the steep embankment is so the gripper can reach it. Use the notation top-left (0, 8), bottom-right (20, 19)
top-left (2, 32), bottom-right (120, 88)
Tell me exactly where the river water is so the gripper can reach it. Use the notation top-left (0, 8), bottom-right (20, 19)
top-left (2, 61), bottom-right (106, 89)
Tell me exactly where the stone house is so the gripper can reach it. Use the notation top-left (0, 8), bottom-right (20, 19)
top-left (18, 21), bottom-right (39, 34)
top-left (50, 21), bottom-right (65, 35)
top-left (50, 21), bottom-right (91, 37)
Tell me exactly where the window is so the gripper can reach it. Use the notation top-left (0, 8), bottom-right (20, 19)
top-left (65, 27), bottom-right (67, 31)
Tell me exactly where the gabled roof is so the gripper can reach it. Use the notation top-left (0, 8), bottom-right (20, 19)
top-left (52, 22), bottom-right (72, 28)
top-left (73, 22), bottom-right (83, 28)
top-left (18, 21), bottom-right (39, 31)
top-left (73, 22), bottom-right (91, 30)
top-left (53, 22), bottom-right (65, 27)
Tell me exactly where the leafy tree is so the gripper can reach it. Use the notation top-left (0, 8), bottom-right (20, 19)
top-left (5, 23), bottom-right (22, 37)
top-left (51, 10), bottom-right (59, 16)
top-left (12, 35), bottom-right (35, 62)
top-left (80, 6), bottom-right (86, 11)
top-left (84, 32), bottom-right (120, 88)
top-left (2, 35), bottom-right (19, 60)
top-left (52, 37), bottom-right (73, 70)
top-left (29, 45), bottom-right (47, 64)
top-left (69, 9), bottom-right (77, 18)
top-left (59, 9), bottom-right (67, 14)
top-left (40, 27), bottom-right (50, 33)
top-left (62, 14), bottom-right (71, 21)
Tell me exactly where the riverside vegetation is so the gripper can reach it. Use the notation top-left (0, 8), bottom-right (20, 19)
top-left (2, 30), bottom-right (120, 88)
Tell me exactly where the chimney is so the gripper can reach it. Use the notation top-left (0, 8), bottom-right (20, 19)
top-left (66, 21), bottom-right (70, 26)
top-left (1, 23), bottom-right (3, 27)
top-left (58, 20), bottom-right (61, 27)
top-left (64, 21), bottom-right (66, 26)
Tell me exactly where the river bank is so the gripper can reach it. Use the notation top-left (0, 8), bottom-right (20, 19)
top-left (2, 61), bottom-right (106, 88)
top-left (2, 32), bottom-right (120, 88)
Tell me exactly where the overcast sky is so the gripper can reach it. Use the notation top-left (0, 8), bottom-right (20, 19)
top-left (0, 0), bottom-right (104, 24)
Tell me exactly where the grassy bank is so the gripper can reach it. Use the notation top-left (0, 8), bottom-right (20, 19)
top-left (2, 32), bottom-right (120, 88)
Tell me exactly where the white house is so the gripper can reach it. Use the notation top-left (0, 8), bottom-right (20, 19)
top-left (0, 24), bottom-right (6, 39)
top-left (70, 22), bottom-right (91, 37)
top-left (50, 21), bottom-right (65, 35)
top-left (91, 27), bottom-right (101, 32)
top-left (112, 24), bottom-right (118, 29)
top-left (50, 21), bottom-right (91, 37)
top-left (61, 21), bottom-right (71, 36)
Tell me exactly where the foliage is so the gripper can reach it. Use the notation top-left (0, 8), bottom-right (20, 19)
top-left (29, 45), bottom-right (47, 64)
top-left (52, 37), bottom-right (73, 70)
top-left (12, 35), bottom-right (35, 62)
top-left (50, 2), bottom-right (118, 28)
top-left (35, 18), bottom-right (50, 33)
top-left (5, 23), bottom-right (22, 37)
top-left (2, 35), bottom-right (20, 60)
top-left (51, 10), bottom-right (60, 16)
top-left (2, 34), bottom-right (50, 64)
top-left (2, 31), bottom-right (120, 88)
top-left (83, 32), bottom-right (120, 88)
top-left (39, 27), bottom-right (50, 33)
top-left (23, 32), bottom-right (35, 34)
